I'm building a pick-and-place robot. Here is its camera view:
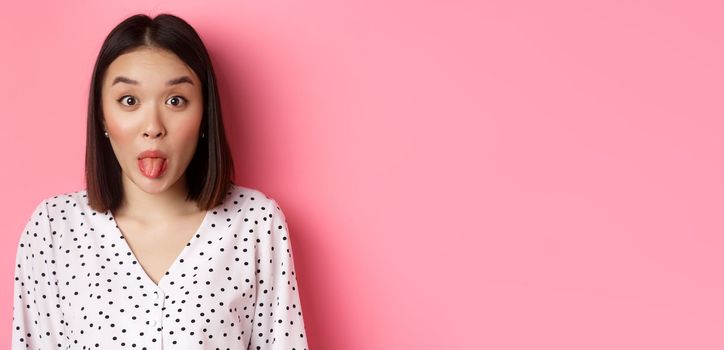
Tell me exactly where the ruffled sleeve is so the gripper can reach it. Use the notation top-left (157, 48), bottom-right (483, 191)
top-left (248, 198), bottom-right (309, 349)
top-left (12, 200), bottom-right (68, 349)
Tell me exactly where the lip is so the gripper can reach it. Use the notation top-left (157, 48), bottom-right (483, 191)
top-left (137, 149), bottom-right (168, 179)
top-left (137, 150), bottom-right (168, 159)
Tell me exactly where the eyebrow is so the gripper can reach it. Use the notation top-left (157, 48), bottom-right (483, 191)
top-left (111, 75), bottom-right (195, 86)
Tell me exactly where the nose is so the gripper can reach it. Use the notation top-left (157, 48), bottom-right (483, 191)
top-left (143, 107), bottom-right (166, 139)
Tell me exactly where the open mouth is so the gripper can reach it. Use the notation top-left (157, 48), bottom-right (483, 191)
top-left (138, 157), bottom-right (167, 179)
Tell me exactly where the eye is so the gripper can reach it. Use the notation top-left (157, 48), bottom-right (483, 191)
top-left (166, 96), bottom-right (187, 107)
top-left (118, 95), bottom-right (137, 106)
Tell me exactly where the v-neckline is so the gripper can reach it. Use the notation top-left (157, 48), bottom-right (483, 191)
top-left (107, 208), bottom-right (211, 289)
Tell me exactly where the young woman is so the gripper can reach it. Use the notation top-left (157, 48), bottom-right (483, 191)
top-left (12, 13), bottom-right (309, 349)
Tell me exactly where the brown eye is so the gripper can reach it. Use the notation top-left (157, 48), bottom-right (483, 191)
top-left (166, 96), bottom-right (187, 107)
top-left (118, 95), bottom-right (137, 106)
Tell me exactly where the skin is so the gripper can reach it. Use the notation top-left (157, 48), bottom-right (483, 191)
top-left (101, 46), bottom-right (209, 285)
top-left (101, 46), bottom-right (204, 223)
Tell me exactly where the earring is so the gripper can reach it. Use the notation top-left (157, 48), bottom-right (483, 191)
top-left (104, 131), bottom-right (109, 138)
top-left (201, 132), bottom-right (205, 138)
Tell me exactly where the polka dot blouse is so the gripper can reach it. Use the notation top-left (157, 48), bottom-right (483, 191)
top-left (12, 184), bottom-right (309, 349)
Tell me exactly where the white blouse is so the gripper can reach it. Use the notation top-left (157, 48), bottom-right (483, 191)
top-left (12, 183), bottom-right (309, 349)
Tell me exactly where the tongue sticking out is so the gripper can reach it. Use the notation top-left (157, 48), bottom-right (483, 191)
top-left (139, 157), bottom-right (166, 178)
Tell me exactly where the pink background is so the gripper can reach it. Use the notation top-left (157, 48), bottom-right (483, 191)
top-left (2, 0), bottom-right (724, 348)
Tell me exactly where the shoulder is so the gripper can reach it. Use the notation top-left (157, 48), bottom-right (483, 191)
top-left (21, 188), bottom-right (108, 238)
top-left (18, 187), bottom-right (88, 250)
top-left (223, 185), bottom-right (293, 252)
top-left (37, 187), bottom-right (98, 217)
top-left (24, 188), bottom-right (91, 219)
top-left (220, 183), bottom-right (279, 210)
top-left (215, 183), bottom-right (286, 223)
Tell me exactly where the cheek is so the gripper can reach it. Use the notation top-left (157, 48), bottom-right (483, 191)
top-left (169, 108), bottom-right (203, 161)
top-left (105, 125), bottom-right (135, 170)
top-left (104, 115), bottom-right (136, 145)
top-left (176, 119), bottom-right (202, 160)
top-left (176, 117), bottom-right (201, 137)
top-left (102, 98), bottom-right (134, 143)
top-left (175, 105), bottom-right (204, 138)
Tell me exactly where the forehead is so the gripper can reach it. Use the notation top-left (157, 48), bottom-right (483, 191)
top-left (103, 47), bottom-right (199, 87)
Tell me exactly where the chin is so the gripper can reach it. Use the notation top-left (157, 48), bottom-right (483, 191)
top-left (135, 181), bottom-right (169, 194)
top-left (129, 172), bottom-right (175, 193)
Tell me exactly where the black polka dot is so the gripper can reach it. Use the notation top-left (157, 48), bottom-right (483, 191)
top-left (12, 184), bottom-right (308, 349)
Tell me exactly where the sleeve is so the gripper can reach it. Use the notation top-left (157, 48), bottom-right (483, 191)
top-left (248, 198), bottom-right (309, 350)
top-left (11, 200), bottom-right (68, 349)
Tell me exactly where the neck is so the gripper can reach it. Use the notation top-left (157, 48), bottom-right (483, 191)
top-left (116, 173), bottom-right (201, 222)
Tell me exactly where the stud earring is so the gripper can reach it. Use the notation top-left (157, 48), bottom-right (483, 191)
top-left (104, 131), bottom-right (109, 138)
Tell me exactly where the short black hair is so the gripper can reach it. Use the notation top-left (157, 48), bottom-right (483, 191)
top-left (85, 13), bottom-right (235, 212)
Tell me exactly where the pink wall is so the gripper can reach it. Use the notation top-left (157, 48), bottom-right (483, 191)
top-left (2, 1), bottom-right (724, 348)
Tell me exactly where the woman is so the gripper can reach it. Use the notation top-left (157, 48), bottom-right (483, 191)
top-left (12, 13), bottom-right (309, 349)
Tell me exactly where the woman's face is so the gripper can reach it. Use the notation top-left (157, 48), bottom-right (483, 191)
top-left (101, 46), bottom-right (203, 195)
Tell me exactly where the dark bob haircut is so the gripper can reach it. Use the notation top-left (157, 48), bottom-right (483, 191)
top-left (85, 13), bottom-right (235, 213)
